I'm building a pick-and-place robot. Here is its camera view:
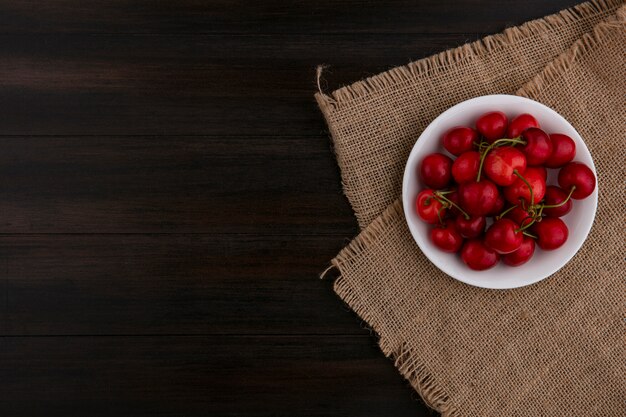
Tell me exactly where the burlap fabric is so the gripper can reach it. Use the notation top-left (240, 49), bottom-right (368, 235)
top-left (315, 1), bottom-right (625, 416)
top-left (316, 0), bottom-right (622, 228)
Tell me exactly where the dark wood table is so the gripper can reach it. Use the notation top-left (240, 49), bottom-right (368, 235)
top-left (0, 1), bottom-right (581, 415)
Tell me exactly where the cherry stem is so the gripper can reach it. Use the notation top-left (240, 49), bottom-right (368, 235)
top-left (434, 191), bottom-right (470, 220)
top-left (436, 189), bottom-right (455, 196)
top-left (540, 186), bottom-right (576, 209)
top-left (514, 217), bottom-right (536, 233)
top-left (537, 205), bottom-right (544, 217)
top-left (522, 231), bottom-right (537, 239)
top-left (513, 169), bottom-right (534, 207)
top-left (436, 207), bottom-right (445, 225)
top-left (475, 136), bottom-right (526, 182)
top-left (496, 204), bottom-right (518, 220)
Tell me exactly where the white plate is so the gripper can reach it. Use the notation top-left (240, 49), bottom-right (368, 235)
top-left (402, 95), bottom-right (598, 289)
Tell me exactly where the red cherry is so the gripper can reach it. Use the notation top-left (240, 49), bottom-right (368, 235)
top-left (520, 128), bottom-right (553, 165)
top-left (455, 215), bottom-right (486, 238)
top-left (420, 153), bottom-right (452, 189)
top-left (533, 218), bottom-right (568, 250)
top-left (461, 239), bottom-right (500, 270)
top-left (485, 218), bottom-right (523, 254)
top-left (545, 134), bottom-right (576, 168)
top-left (443, 127), bottom-right (478, 156)
top-left (476, 111), bottom-right (508, 143)
top-left (503, 167), bottom-right (546, 206)
top-left (430, 219), bottom-right (463, 253)
top-left (483, 147), bottom-right (527, 186)
top-left (487, 192), bottom-right (505, 216)
top-left (446, 190), bottom-right (462, 217)
top-left (542, 186), bottom-right (573, 217)
top-left (504, 206), bottom-right (534, 228)
top-left (452, 151), bottom-right (480, 184)
top-left (503, 236), bottom-right (535, 266)
top-left (415, 189), bottom-right (446, 224)
top-left (558, 162), bottom-right (596, 200)
top-left (534, 165), bottom-right (547, 181)
top-left (506, 113), bottom-right (539, 138)
top-left (458, 179), bottom-right (499, 216)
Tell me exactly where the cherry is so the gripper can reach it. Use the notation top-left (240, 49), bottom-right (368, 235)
top-left (446, 190), bottom-right (462, 217)
top-left (420, 153), bottom-right (452, 189)
top-left (487, 192), bottom-right (505, 216)
top-left (533, 217), bottom-right (568, 250)
top-left (461, 239), bottom-right (499, 270)
top-left (452, 151), bottom-right (480, 184)
top-left (415, 189), bottom-right (446, 224)
top-left (506, 113), bottom-right (539, 138)
top-left (415, 112), bottom-right (583, 268)
top-left (458, 179), bottom-right (499, 216)
top-left (545, 134), bottom-right (576, 168)
top-left (520, 128), bottom-right (553, 165)
top-left (443, 126), bottom-right (478, 156)
top-left (558, 162), bottom-right (596, 200)
top-left (503, 167), bottom-right (546, 206)
top-left (483, 147), bottom-right (527, 186)
top-left (534, 165), bottom-right (547, 181)
top-left (542, 186), bottom-right (573, 217)
top-left (455, 215), bottom-right (486, 238)
top-left (503, 206), bottom-right (534, 228)
top-left (503, 236), bottom-right (535, 266)
top-left (476, 111), bottom-right (508, 143)
top-left (430, 219), bottom-right (464, 253)
top-left (485, 218), bottom-right (523, 254)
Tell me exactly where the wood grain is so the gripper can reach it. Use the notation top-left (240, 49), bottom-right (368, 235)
top-left (0, 234), bottom-right (359, 335)
top-left (0, 0), bottom-right (580, 34)
top-left (0, 335), bottom-right (422, 417)
top-left (0, 136), bottom-right (356, 234)
top-left (0, 0), bottom-right (584, 415)
top-left (0, 33), bottom-right (486, 135)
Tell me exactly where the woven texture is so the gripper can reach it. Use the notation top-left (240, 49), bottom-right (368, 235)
top-left (316, 0), bottom-right (622, 228)
top-left (317, 1), bottom-right (626, 416)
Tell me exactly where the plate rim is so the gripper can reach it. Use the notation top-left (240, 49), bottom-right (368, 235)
top-left (401, 94), bottom-right (598, 290)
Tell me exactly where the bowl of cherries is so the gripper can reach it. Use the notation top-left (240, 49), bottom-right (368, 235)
top-left (402, 95), bottom-right (597, 289)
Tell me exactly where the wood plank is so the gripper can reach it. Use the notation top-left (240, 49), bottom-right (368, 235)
top-left (0, 335), bottom-right (431, 416)
top-left (0, 135), bottom-right (357, 234)
top-left (0, 33), bottom-right (485, 136)
top-left (0, 1), bottom-right (595, 416)
top-left (0, 234), bottom-right (366, 335)
top-left (0, 0), bottom-right (582, 34)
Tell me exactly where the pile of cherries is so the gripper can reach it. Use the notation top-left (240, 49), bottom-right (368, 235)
top-left (416, 111), bottom-right (596, 270)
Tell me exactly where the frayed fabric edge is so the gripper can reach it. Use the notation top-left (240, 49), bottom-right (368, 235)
top-left (518, 4), bottom-right (626, 98)
top-left (317, 4), bottom-right (624, 415)
top-left (315, 0), bottom-right (621, 114)
top-left (328, 199), bottom-right (459, 415)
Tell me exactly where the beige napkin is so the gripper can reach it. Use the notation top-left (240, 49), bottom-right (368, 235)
top-left (316, 1), bottom-right (625, 415)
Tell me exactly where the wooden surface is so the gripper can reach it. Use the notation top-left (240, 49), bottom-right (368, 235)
top-left (0, 1), bottom-right (582, 415)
